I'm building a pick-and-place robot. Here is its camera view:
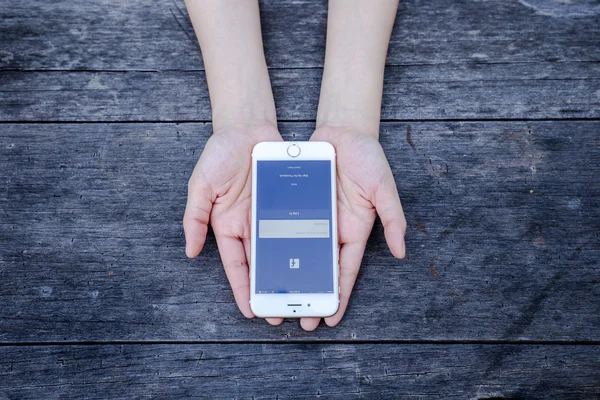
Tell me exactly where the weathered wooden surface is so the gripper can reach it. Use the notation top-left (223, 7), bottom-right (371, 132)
top-left (0, 344), bottom-right (599, 399)
top-left (1, 63), bottom-right (599, 121)
top-left (1, 0), bottom-right (599, 396)
top-left (1, 0), bottom-right (599, 70)
top-left (1, 121), bottom-right (598, 342)
top-left (1, 0), bottom-right (599, 122)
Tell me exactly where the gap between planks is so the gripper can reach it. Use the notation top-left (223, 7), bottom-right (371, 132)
top-left (1, 118), bottom-right (600, 125)
top-left (1, 340), bottom-right (600, 347)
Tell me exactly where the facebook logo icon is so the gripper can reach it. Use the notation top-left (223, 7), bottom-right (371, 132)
top-left (289, 258), bottom-right (300, 269)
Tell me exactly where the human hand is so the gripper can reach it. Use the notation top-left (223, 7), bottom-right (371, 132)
top-left (183, 122), bottom-right (282, 319)
top-left (297, 125), bottom-right (407, 331)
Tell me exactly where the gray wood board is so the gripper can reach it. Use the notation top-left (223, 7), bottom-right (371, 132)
top-left (1, 0), bottom-right (599, 70)
top-left (0, 344), bottom-right (599, 399)
top-left (1, 121), bottom-right (598, 342)
top-left (1, 60), bottom-right (599, 122)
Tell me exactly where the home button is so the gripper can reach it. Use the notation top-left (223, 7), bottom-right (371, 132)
top-left (287, 144), bottom-right (301, 157)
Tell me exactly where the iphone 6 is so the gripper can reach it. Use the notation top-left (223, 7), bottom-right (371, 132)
top-left (250, 141), bottom-right (339, 318)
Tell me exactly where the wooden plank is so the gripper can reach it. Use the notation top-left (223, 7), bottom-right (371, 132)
top-left (1, 60), bottom-right (599, 122)
top-left (0, 344), bottom-right (599, 398)
top-left (1, 0), bottom-right (599, 70)
top-left (0, 121), bottom-right (598, 342)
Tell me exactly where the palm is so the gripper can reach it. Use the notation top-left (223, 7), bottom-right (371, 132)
top-left (316, 128), bottom-right (387, 245)
top-left (184, 124), bottom-right (281, 318)
top-left (296, 126), bottom-right (406, 330)
top-left (196, 130), bottom-right (255, 244)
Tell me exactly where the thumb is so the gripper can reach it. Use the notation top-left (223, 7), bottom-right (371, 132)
top-left (374, 170), bottom-right (407, 259)
top-left (183, 174), bottom-right (214, 258)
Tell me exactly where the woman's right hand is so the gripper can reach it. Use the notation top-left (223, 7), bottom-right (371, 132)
top-left (183, 122), bottom-right (282, 319)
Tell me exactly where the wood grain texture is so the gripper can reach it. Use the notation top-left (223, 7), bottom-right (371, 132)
top-left (1, 0), bottom-right (599, 70)
top-left (1, 121), bottom-right (598, 342)
top-left (0, 344), bottom-right (599, 399)
top-left (1, 0), bottom-right (599, 123)
top-left (1, 60), bottom-right (599, 122)
top-left (1, 0), bottom-right (599, 396)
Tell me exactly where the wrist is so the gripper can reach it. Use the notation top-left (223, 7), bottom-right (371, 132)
top-left (211, 101), bottom-right (280, 142)
top-left (210, 74), bottom-right (277, 131)
top-left (316, 62), bottom-right (384, 138)
top-left (316, 95), bottom-right (381, 138)
top-left (212, 117), bottom-right (279, 138)
top-left (211, 102), bottom-right (277, 134)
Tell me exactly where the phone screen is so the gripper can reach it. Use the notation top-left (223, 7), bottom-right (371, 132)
top-left (255, 160), bottom-right (334, 294)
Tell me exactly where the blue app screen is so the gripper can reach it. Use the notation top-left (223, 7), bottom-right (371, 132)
top-left (255, 160), bottom-right (334, 293)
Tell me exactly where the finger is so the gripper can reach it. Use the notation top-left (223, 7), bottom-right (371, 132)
top-left (183, 176), bottom-right (214, 258)
top-left (325, 241), bottom-right (366, 327)
top-left (215, 235), bottom-right (255, 318)
top-left (300, 317), bottom-right (321, 331)
top-left (242, 238), bottom-right (251, 271)
top-left (266, 318), bottom-right (284, 326)
top-left (374, 172), bottom-right (407, 259)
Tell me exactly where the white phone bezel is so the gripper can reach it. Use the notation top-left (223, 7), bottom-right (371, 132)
top-left (250, 141), bottom-right (339, 318)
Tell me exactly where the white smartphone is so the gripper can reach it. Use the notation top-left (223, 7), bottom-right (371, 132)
top-left (250, 141), bottom-right (339, 318)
